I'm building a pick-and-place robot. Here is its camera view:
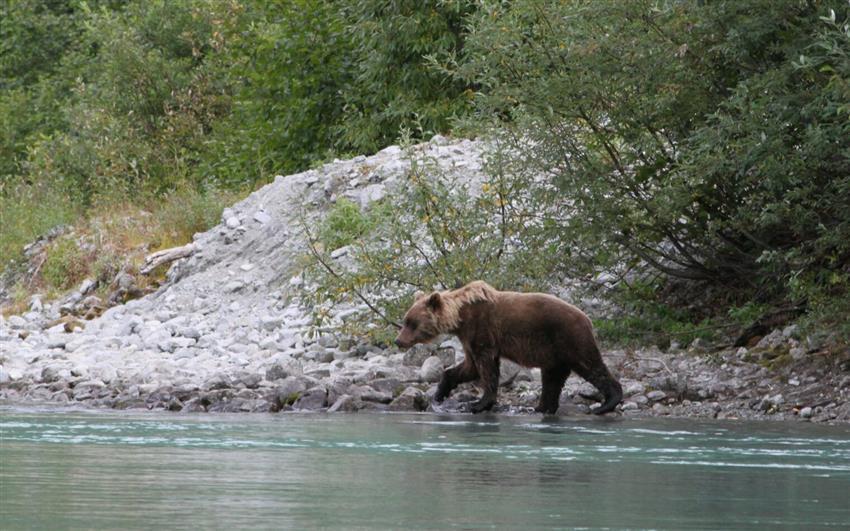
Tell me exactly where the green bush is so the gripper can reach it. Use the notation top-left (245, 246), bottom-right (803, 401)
top-left (318, 198), bottom-right (376, 251)
top-left (151, 184), bottom-right (239, 250)
top-left (0, 183), bottom-right (79, 271)
top-left (303, 144), bottom-right (562, 338)
top-left (200, 0), bottom-right (477, 186)
top-left (198, 0), bottom-right (352, 185)
top-left (41, 236), bottom-right (89, 291)
top-left (454, 0), bottom-right (850, 325)
top-left (14, 0), bottom-right (243, 204)
top-left (0, 0), bottom-right (101, 184)
top-left (336, 0), bottom-right (477, 152)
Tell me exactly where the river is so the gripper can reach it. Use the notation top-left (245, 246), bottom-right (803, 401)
top-left (2, 406), bottom-right (849, 529)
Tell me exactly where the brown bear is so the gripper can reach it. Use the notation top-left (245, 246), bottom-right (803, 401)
top-left (394, 281), bottom-right (622, 415)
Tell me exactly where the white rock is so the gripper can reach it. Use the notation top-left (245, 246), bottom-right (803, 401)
top-left (46, 336), bottom-right (67, 349)
top-left (79, 278), bottom-right (96, 295)
top-left (419, 356), bottom-right (444, 383)
top-left (330, 246), bottom-right (350, 259)
top-left (226, 216), bottom-right (241, 228)
top-left (7, 316), bottom-right (27, 329)
top-left (646, 390), bottom-right (666, 401)
top-left (64, 337), bottom-right (90, 353)
top-left (623, 381), bottom-right (646, 396)
top-left (260, 316), bottom-right (283, 331)
top-left (224, 281), bottom-right (244, 293)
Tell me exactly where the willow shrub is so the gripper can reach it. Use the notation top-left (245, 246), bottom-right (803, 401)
top-left (335, 0), bottom-right (478, 153)
top-left (302, 142), bottom-right (566, 342)
top-left (306, 0), bottom-right (850, 342)
top-left (203, 0), bottom-right (478, 186)
top-left (454, 0), bottom-right (850, 325)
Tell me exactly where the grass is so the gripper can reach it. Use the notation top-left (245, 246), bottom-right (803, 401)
top-left (0, 182), bottom-right (243, 316)
top-left (0, 183), bottom-right (79, 270)
top-left (317, 197), bottom-right (376, 251)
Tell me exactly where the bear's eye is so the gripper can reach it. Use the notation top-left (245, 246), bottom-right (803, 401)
top-left (407, 320), bottom-right (418, 330)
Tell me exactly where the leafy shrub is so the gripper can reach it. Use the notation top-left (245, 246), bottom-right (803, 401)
top-left (0, 183), bottom-right (79, 271)
top-left (454, 0), bottom-right (850, 325)
top-left (41, 236), bottom-right (90, 291)
top-left (200, 0), bottom-right (477, 186)
top-left (198, 0), bottom-right (352, 185)
top-left (0, 0), bottom-right (103, 184)
top-left (18, 0), bottom-right (243, 203)
top-left (303, 143), bottom-right (564, 339)
top-left (318, 198), bottom-right (376, 252)
top-left (150, 184), bottom-right (240, 250)
top-left (336, 0), bottom-right (477, 152)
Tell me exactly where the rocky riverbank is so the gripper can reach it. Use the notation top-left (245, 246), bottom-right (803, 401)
top-left (1, 137), bottom-right (848, 423)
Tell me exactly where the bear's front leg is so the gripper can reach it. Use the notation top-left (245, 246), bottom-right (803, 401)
top-left (468, 352), bottom-right (500, 413)
top-left (434, 358), bottom-right (478, 403)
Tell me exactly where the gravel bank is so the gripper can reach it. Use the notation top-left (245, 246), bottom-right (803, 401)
top-left (1, 137), bottom-right (848, 423)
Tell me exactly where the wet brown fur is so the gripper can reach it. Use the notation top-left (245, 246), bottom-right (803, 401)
top-left (395, 281), bottom-right (622, 415)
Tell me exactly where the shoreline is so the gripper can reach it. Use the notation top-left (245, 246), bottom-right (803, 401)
top-left (2, 336), bottom-right (847, 425)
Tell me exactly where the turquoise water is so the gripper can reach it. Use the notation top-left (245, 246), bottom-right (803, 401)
top-left (2, 406), bottom-right (850, 529)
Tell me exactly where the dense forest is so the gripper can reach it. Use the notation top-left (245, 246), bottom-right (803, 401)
top-left (1, 0), bottom-right (848, 343)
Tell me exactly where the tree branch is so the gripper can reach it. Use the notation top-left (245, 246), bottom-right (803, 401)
top-left (302, 222), bottom-right (401, 329)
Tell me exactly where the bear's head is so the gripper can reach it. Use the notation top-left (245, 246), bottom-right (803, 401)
top-left (394, 291), bottom-right (445, 349)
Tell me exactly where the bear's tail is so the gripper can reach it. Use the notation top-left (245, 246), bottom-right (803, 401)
top-left (586, 366), bottom-right (623, 415)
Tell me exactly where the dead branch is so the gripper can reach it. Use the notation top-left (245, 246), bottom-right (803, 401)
top-left (301, 221), bottom-right (402, 330)
top-left (607, 351), bottom-right (676, 378)
top-left (141, 243), bottom-right (197, 275)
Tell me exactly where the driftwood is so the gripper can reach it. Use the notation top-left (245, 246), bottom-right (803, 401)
top-left (141, 243), bottom-right (197, 275)
top-left (733, 304), bottom-right (807, 347)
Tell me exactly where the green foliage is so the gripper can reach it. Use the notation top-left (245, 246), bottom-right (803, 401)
top-left (454, 0), bottom-right (850, 325)
top-left (0, 183), bottom-right (79, 270)
top-left (336, 0), bottom-right (477, 152)
top-left (201, 0), bottom-right (476, 185)
top-left (199, 0), bottom-right (352, 184)
top-left (318, 198), bottom-right (376, 251)
top-left (303, 144), bottom-right (562, 337)
top-left (592, 285), bottom-right (722, 347)
top-left (151, 184), bottom-right (240, 250)
top-left (1, 0), bottom-right (476, 197)
top-left (0, 0), bottom-right (96, 183)
top-left (23, 0), bottom-right (243, 201)
top-left (727, 303), bottom-right (771, 327)
top-left (41, 236), bottom-right (90, 291)
top-left (0, 0), bottom-right (105, 88)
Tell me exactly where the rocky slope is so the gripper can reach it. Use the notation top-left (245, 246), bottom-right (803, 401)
top-left (1, 136), bottom-right (848, 422)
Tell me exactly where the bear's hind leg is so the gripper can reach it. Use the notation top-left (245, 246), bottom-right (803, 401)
top-left (468, 353), bottom-right (500, 413)
top-left (536, 367), bottom-right (570, 415)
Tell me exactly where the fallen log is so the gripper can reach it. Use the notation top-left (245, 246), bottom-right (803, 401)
top-left (141, 243), bottom-right (197, 275)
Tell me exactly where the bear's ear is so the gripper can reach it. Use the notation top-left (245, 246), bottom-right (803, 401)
top-left (426, 292), bottom-right (442, 311)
